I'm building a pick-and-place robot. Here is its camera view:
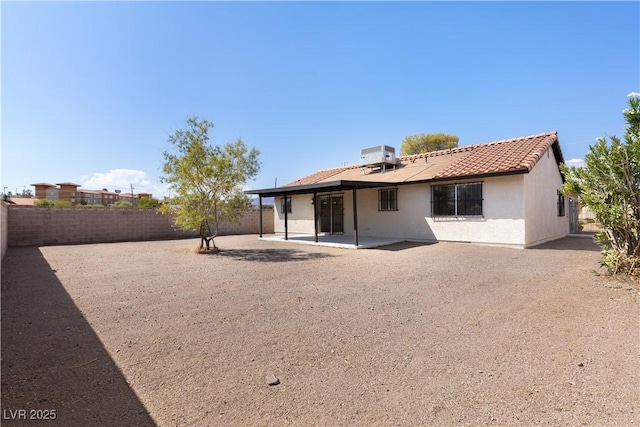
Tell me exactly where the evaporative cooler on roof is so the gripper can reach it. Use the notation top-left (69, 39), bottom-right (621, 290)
top-left (360, 145), bottom-right (396, 173)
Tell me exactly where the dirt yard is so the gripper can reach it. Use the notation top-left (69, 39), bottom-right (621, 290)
top-left (1, 235), bottom-right (638, 426)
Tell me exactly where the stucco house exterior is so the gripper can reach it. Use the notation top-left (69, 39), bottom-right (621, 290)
top-left (247, 131), bottom-right (569, 248)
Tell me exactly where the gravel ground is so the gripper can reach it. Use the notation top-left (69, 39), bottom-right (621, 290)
top-left (1, 235), bottom-right (638, 426)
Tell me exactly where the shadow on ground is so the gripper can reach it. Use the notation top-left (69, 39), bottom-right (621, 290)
top-left (216, 248), bottom-right (335, 262)
top-left (1, 247), bottom-right (156, 426)
top-left (531, 236), bottom-right (600, 252)
top-left (374, 241), bottom-right (438, 252)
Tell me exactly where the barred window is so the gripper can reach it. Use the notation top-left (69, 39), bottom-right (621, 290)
top-left (280, 197), bottom-right (292, 214)
top-left (378, 188), bottom-right (398, 211)
top-left (432, 182), bottom-right (483, 216)
top-left (557, 191), bottom-right (565, 216)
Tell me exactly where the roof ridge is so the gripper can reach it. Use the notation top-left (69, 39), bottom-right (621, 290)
top-left (398, 145), bottom-right (474, 161)
top-left (431, 131), bottom-right (560, 179)
top-left (471, 131), bottom-right (557, 148)
top-left (396, 131), bottom-right (557, 162)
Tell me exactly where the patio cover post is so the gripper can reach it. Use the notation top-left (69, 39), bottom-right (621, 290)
top-left (313, 192), bottom-right (318, 243)
top-left (352, 188), bottom-right (359, 247)
top-left (284, 194), bottom-right (288, 240)
top-left (258, 196), bottom-right (263, 237)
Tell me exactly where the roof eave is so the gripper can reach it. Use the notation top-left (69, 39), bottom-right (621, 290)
top-left (424, 168), bottom-right (530, 185)
top-left (246, 169), bottom-right (536, 197)
top-left (246, 179), bottom-right (395, 197)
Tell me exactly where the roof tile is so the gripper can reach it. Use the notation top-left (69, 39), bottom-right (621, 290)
top-left (281, 131), bottom-right (561, 188)
top-left (432, 132), bottom-right (559, 180)
top-left (284, 166), bottom-right (352, 187)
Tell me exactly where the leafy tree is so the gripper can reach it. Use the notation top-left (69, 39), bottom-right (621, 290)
top-left (400, 133), bottom-right (459, 156)
top-left (561, 92), bottom-right (640, 276)
top-left (138, 197), bottom-right (160, 209)
top-left (20, 188), bottom-right (33, 197)
top-left (160, 116), bottom-right (261, 233)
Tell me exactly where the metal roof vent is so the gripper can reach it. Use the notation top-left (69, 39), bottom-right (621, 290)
top-left (360, 145), bottom-right (396, 173)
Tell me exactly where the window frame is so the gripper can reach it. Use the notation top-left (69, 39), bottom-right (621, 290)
top-left (280, 196), bottom-right (292, 214)
top-left (557, 190), bottom-right (565, 217)
top-left (431, 182), bottom-right (483, 217)
top-left (378, 188), bottom-right (398, 211)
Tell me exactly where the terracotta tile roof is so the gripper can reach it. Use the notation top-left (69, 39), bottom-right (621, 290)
top-left (284, 166), bottom-right (352, 187)
top-left (5, 197), bottom-right (37, 206)
top-left (432, 131), bottom-right (560, 180)
top-left (284, 131), bottom-right (561, 188)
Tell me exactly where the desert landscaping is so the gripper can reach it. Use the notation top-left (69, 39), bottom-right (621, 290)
top-left (1, 235), bottom-right (638, 426)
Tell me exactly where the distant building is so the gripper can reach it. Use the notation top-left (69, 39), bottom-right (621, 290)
top-left (30, 182), bottom-right (152, 207)
top-left (3, 196), bottom-right (37, 206)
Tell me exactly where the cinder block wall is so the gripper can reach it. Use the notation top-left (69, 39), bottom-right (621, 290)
top-left (1, 202), bottom-right (8, 259)
top-left (7, 207), bottom-right (274, 247)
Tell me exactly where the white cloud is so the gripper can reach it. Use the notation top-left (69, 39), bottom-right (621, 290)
top-left (81, 169), bottom-right (169, 197)
top-left (565, 158), bottom-right (586, 168)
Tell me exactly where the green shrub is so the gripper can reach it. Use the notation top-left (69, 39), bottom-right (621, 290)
top-left (34, 199), bottom-right (55, 207)
top-left (113, 200), bottom-right (133, 208)
top-left (53, 200), bottom-right (72, 208)
top-left (562, 92), bottom-right (640, 276)
top-left (138, 198), bottom-right (160, 209)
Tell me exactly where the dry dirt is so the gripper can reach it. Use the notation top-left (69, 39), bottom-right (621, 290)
top-left (1, 235), bottom-right (638, 426)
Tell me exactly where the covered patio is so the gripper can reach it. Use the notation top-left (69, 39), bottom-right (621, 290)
top-left (246, 179), bottom-right (393, 248)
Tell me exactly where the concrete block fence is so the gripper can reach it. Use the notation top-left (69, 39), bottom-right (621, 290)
top-left (1, 202), bottom-right (8, 259)
top-left (5, 206), bottom-right (274, 247)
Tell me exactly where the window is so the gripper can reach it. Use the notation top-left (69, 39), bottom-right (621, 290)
top-left (432, 182), bottom-right (483, 216)
top-left (557, 191), bottom-right (565, 216)
top-left (280, 197), bottom-right (292, 214)
top-left (378, 188), bottom-right (398, 211)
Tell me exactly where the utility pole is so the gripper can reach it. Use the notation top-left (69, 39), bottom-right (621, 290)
top-left (130, 184), bottom-right (135, 208)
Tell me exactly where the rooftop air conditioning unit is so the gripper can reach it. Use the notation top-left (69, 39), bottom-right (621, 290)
top-left (360, 145), bottom-right (396, 172)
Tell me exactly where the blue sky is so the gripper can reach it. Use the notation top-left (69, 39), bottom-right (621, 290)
top-left (2, 1), bottom-right (639, 198)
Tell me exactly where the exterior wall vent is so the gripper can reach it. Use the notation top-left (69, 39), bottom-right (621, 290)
top-left (360, 145), bottom-right (396, 173)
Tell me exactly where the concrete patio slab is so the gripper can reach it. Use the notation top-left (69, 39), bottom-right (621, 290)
top-left (258, 233), bottom-right (407, 249)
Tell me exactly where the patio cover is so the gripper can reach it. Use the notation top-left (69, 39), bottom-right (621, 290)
top-left (246, 179), bottom-right (394, 247)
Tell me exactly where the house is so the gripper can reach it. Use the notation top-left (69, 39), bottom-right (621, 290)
top-left (30, 182), bottom-right (152, 207)
top-left (247, 131), bottom-right (569, 248)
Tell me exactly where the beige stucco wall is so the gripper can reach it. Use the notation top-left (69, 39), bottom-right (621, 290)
top-left (274, 195), bottom-right (316, 233)
top-left (425, 175), bottom-right (527, 246)
top-left (523, 147), bottom-right (569, 246)
top-left (274, 177), bottom-right (528, 246)
top-left (357, 185), bottom-right (431, 239)
top-left (272, 159), bottom-right (566, 248)
top-left (275, 193), bottom-right (359, 234)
